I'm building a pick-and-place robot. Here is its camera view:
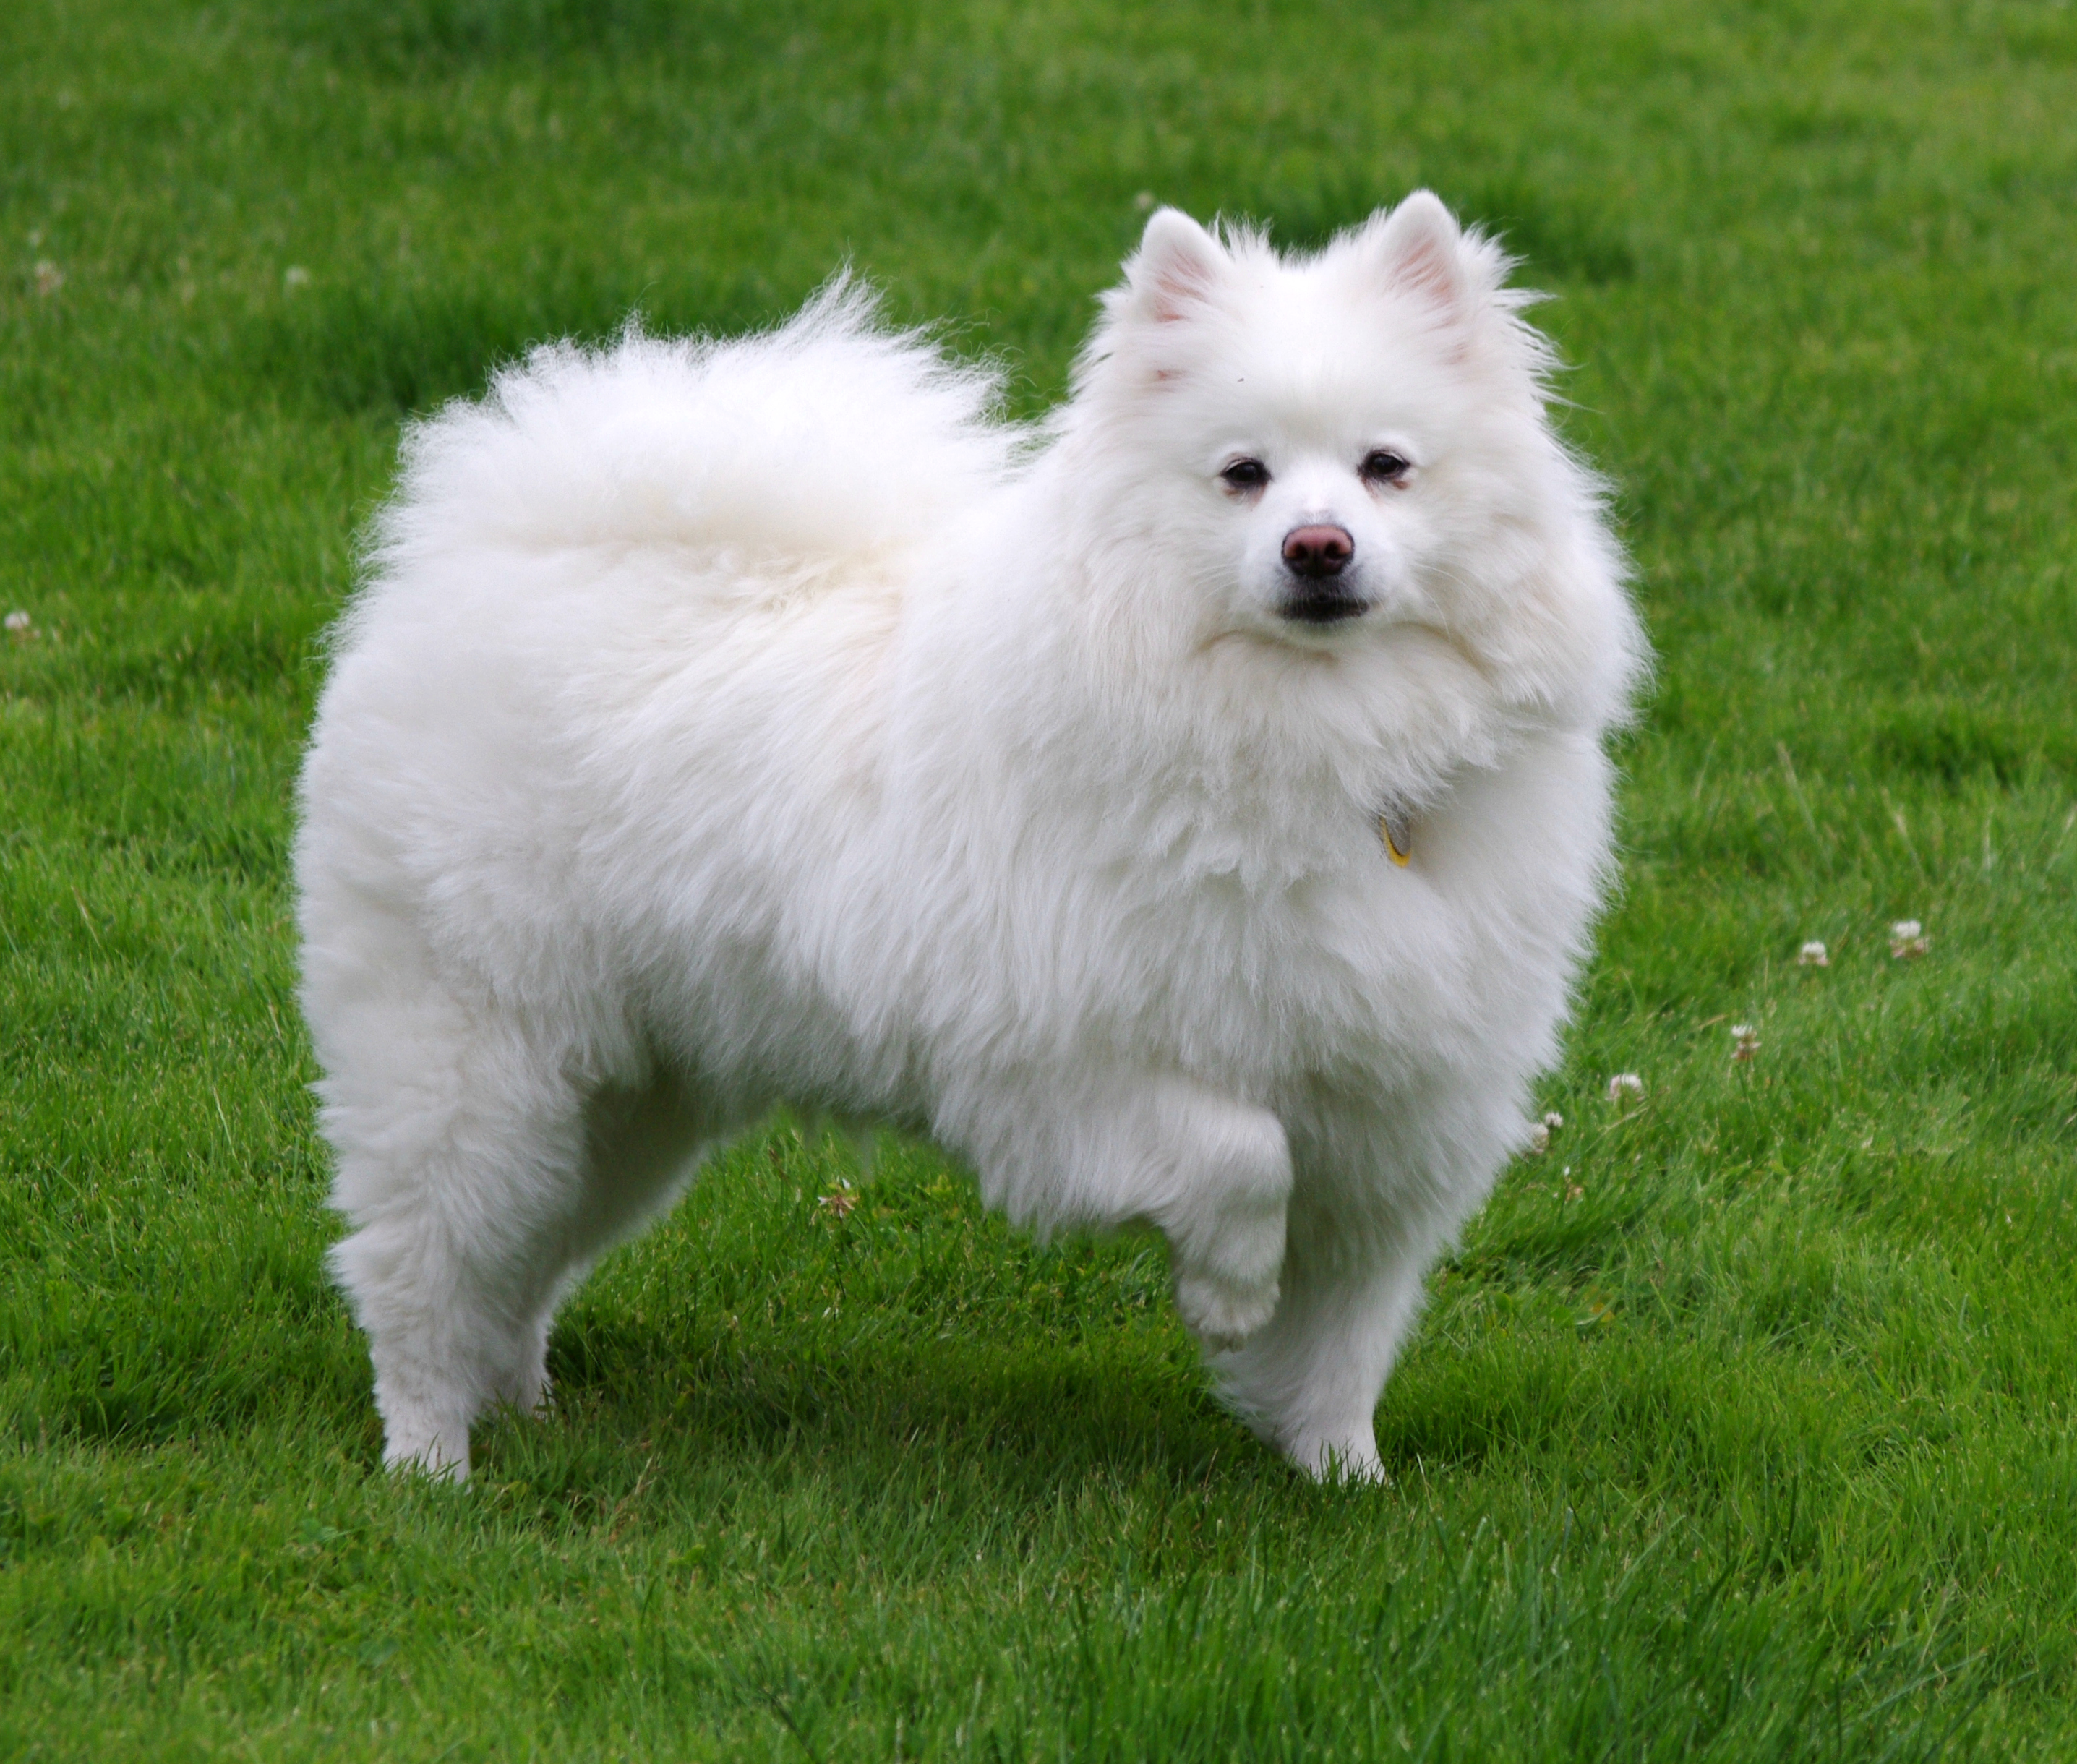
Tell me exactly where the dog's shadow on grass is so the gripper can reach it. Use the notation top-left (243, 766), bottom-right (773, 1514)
top-left (453, 1136), bottom-right (1292, 1504)
top-left (462, 1319), bottom-right (1280, 1515)
top-left (463, 1273), bottom-right (1572, 1510)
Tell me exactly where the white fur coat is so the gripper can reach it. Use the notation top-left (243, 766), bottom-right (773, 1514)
top-left (297, 194), bottom-right (1644, 1481)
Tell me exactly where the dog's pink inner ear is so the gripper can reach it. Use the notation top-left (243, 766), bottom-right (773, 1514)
top-left (1131, 207), bottom-right (1226, 323)
top-left (1367, 190), bottom-right (1468, 314)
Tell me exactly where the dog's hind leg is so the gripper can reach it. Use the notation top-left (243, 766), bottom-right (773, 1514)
top-left (560, 1077), bottom-right (723, 1301)
top-left (316, 975), bottom-right (643, 1482)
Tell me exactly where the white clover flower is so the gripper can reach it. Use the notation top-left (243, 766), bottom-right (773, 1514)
top-left (1796, 941), bottom-right (1828, 967)
top-left (33, 260), bottom-right (63, 297)
top-left (817, 1183), bottom-right (857, 1219)
top-left (1543, 1110), bottom-right (1564, 1131)
top-left (1606, 1073), bottom-right (1643, 1102)
top-left (1731, 1023), bottom-right (1760, 1063)
top-left (1528, 1123), bottom-right (1551, 1155)
top-left (4, 609), bottom-right (30, 633)
top-left (1889, 920), bottom-right (1929, 959)
top-left (283, 265), bottom-right (311, 290)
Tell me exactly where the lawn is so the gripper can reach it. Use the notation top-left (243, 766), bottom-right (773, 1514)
top-left (4, 0), bottom-right (2076, 1756)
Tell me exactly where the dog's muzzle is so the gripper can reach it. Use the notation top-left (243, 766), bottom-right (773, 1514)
top-left (1279, 524), bottom-right (1368, 624)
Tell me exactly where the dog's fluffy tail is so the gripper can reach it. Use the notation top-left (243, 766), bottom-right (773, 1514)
top-left (363, 278), bottom-right (1016, 587)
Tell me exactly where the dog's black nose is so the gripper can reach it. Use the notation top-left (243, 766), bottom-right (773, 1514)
top-left (1282, 525), bottom-right (1354, 579)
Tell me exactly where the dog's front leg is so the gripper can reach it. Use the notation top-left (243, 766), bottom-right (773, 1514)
top-left (1147, 1095), bottom-right (1293, 1352)
top-left (1207, 1242), bottom-right (1431, 1482)
top-left (956, 1077), bottom-right (1293, 1352)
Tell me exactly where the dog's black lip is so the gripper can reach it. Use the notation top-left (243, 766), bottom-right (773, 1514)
top-left (1278, 592), bottom-right (1371, 625)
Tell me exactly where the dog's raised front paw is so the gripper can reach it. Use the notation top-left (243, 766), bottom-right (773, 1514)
top-left (1174, 1268), bottom-right (1281, 1353)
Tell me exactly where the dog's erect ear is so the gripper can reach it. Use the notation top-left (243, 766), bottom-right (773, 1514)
top-left (1125, 207), bottom-right (1228, 323)
top-left (1363, 190), bottom-right (1470, 313)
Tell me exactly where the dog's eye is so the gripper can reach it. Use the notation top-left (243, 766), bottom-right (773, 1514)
top-left (1361, 449), bottom-right (1412, 486)
top-left (1220, 458), bottom-right (1271, 492)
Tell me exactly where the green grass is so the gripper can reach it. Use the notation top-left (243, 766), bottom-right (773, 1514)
top-left (5, 0), bottom-right (2077, 1755)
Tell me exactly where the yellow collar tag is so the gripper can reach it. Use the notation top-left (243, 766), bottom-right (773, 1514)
top-left (1379, 808), bottom-right (1413, 868)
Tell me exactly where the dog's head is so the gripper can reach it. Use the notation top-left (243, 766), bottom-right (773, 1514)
top-left (1066, 194), bottom-right (1637, 731)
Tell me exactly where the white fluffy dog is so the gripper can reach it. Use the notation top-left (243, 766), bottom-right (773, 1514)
top-left (297, 194), bottom-right (1643, 1482)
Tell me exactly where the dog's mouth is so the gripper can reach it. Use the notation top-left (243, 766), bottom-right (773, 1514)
top-left (1277, 588), bottom-right (1372, 626)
